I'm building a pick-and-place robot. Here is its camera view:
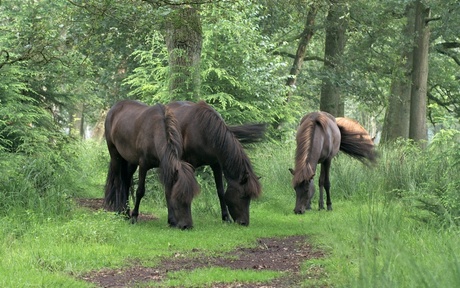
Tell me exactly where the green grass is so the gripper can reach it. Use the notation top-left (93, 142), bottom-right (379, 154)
top-left (1, 139), bottom-right (459, 287)
top-left (160, 267), bottom-right (281, 287)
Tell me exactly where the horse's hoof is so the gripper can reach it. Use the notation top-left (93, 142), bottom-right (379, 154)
top-left (176, 222), bottom-right (193, 230)
top-left (235, 219), bottom-right (249, 226)
top-left (222, 216), bottom-right (232, 223)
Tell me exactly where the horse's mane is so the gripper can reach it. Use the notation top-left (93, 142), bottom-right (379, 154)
top-left (160, 104), bottom-right (199, 202)
top-left (194, 101), bottom-right (261, 198)
top-left (293, 112), bottom-right (330, 187)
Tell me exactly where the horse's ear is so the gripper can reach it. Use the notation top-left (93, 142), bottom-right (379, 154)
top-left (288, 168), bottom-right (294, 175)
top-left (240, 172), bottom-right (249, 185)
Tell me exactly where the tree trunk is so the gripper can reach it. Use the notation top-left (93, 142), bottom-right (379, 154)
top-left (320, 0), bottom-right (347, 117)
top-left (70, 103), bottom-right (85, 139)
top-left (286, 5), bottom-right (318, 97)
top-left (163, 6), bottom-right (202, 100)
top-left (91, 109), bottom-right (108, 142)
top-left (381, 4), bottom-right (414, 143)
top-left (409, 1), bottom-right (430, 145)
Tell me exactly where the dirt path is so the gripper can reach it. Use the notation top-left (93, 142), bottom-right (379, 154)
top-left (76, 199), bottom-right (327, 287)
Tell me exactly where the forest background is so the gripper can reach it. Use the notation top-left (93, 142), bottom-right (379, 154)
top-left (1, 0), bottom-right (460, 286)
top-left (2, 0), bottom-right (459, 148)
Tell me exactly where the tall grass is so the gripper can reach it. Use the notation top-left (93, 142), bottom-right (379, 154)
top-left (0, 140), bottom-right (108, 240)
top-left (1, 132), bottom-right (459, 287)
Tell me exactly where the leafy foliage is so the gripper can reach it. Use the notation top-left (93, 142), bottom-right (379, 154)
top-left (415, 129), bottom-right (460, 228)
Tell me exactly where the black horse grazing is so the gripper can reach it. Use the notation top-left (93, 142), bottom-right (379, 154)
top-left (167, 101), bottom-right (263, 226)
top-left (104, 100), bottom-right (200, 229)
top-left (290, 112), bottom-right (376, 214)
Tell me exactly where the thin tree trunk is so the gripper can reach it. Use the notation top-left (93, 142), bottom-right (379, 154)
top-left (320, 0), bottom-right (347, 117)
top-left (91, 109), bottom-right (108, 142)
top-left (381, 4), bottom-right (414, 142)
top-left (286, 5), bottom-right (318, 97)
top-left (163, 6), bottom-right (202, 100)
top-left (70, 103), bottom-right (85, 139)
top-left (409, 1), bottom-right (430, 145)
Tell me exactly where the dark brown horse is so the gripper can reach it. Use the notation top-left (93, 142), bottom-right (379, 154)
top-left (290, 112), bottom-right (376, 214)
top-left (104, 100), bottom-right (200, 229)
top-left (167, 101), bottom-right (263, 226)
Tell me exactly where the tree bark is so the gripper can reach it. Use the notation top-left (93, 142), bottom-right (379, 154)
top-left (286, 5), bottom-right (318, 97)
top-left (381, 4), bottom-right (414, 143)
top-left (409, 1), bottom-right (430, 145)
top-left (163, 6), bottom-right (202, 100)
top-left (320, 0), bottom-right (347, 117)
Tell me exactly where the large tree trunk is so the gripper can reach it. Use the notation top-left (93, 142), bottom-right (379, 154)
top-left (319, 0), bottom-right (347, 117)
top-left (381, 4), bottom-right (414, 142)
top-left (286, 5), bottom-right (318, 97)
top-left (409, 1), bottom-right (430, 145)
top-left (163, 6), bottom-right (202, 100)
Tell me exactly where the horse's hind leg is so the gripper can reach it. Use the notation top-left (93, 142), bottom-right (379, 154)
top-left (131, 164), bottom-right (147, 224)
top-left (122, 163), bottom-right (137, 217)
top-left (319, 159), bottom-right (332, 210)
top-left (211, 164), bottom-right (231, 222)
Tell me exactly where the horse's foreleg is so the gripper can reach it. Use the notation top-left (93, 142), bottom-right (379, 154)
top-left (165, 186), bottom-right (177, 227)
top-left (121, 163), bottom-right (137, 218)
top-left (306, 180), bottom-right (314, 210)
top-left (319, 160), bottom-right (332, 210)
top-left (131, 165), bottom-right (147, 224)
top-left (319, 160), bottom-right (332, 211)
top-left (211, 164), bottom-right (231, 222)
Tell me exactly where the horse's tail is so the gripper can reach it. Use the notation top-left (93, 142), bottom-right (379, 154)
top-left (336, 117), bottom-right (377, 164)
top-left (159, 105), bottom-right (200, 202)
top-left (103, 159), bottom-right (131, 212)
top-left (103, 106), bottom-right (130, 213)
top-left (103, 160), bottom-right (118, 211)
top-left (228, 123), bottom-right (267, 144)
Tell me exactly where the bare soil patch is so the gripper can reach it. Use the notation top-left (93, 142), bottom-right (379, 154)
top-left (75, 197), bottom-right (158, 221)
top-left (76, 198), bottom-right (327, 287)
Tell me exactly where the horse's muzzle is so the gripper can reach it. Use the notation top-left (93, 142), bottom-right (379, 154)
top-left (294, 208), bottom-right (306, 214)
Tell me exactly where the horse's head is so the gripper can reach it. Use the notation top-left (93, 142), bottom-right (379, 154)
top-left (293, 180), bottom-right (315, 214)
top-left (167, 163), bottom-right (200, 230)
top-left (290, 168), bottom-right (315, 214)
top-left (224, 172), bottom-right (261, 226)
top-left (168, 196), bottom-right (194, 229)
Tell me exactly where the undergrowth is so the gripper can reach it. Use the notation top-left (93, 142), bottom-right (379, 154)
top-left (0, 131), bottom-right (459, 287)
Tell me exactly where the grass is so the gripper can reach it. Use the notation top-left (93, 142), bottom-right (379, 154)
top-left (1, 139), bottom-right (459, 287)
top-left (160, 267), bottom-right (281, 287)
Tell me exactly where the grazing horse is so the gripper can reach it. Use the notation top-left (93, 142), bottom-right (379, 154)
top-left (167, 101), bottom-right (263, 226)
top-left (104, 100), bottom-right (200, 229)
top-left (290, 112), bottom-right (376, 214)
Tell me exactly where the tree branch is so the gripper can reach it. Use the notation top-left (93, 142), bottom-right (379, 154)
top-left (435, 42), bottom-right (460, 66)
top-left (0, 49), bottom-right (33, 69)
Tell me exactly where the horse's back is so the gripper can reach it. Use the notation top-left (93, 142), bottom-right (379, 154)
top-left (105, 100), bottom-right (166, 165)
top-left (166, 101), bottom-right (223, 165)
top-left (297, 111), bottom-right (341, 158)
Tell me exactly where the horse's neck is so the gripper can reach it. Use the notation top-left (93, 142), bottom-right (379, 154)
top-left (218, 139), bottom-right (249, 181)
top-left (296, 129), bottom-right (325, 179)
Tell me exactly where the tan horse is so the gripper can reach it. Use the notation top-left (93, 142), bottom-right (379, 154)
top-left (290, 112), bottom-right (376, 214)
